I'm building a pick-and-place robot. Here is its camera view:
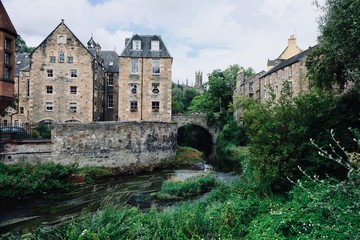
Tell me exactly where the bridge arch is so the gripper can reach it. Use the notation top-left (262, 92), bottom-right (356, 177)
top-left (172, 113), bottom-right (219, 161)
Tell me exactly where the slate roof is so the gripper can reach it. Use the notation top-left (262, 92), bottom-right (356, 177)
top-left (15, 53), bottom-right (30, 76)
top-left (120, 34), bottom-right (172, 58)
top-left (261, 47), bottom-right (314, 78)
top-left (0, 1), bottom-right (17, 35)
top-left (100, 51), bottom-right (119, 73)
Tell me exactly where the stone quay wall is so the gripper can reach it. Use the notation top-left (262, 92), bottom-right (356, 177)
top-left (1, 122), bottom-right (178, 172)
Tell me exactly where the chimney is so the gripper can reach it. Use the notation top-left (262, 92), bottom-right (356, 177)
top-left (288, 34), bottom-right (296, 48)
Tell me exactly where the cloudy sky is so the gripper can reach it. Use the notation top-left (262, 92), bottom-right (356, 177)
top-left (3, 0), bottom-right (322, 85)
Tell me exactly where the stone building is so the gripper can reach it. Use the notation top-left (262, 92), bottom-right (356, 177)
top-left (194, 70), bottom-right (204, 91)
top-left (119, 34), bottom-right (173, 122)
top-left (26, 20), bottom-right (104, 124)
top-left (0, 1), bottom-right (17, 114)
top-left (259, 47), bottom-right (313, 102)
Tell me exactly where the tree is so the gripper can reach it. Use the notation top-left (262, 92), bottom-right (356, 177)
top-left (171, 83), bottom-right (184, 114)
top-left (182, 88), bottom-right (199, 112)
top-left (306, 0), bottom-right (360, 92)
top-left (16, 36), bottom-right (35, 53)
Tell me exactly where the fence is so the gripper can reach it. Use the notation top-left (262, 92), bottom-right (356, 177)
top-left (0, 122), bottom-right (52, 141)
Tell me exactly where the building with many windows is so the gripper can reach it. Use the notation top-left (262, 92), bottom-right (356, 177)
top-left (119, 35), bottom-right (173, 122)
top-left (0, 1), bottom-right (17, 114)
top-left (2, 20), bottom-right (173, 126)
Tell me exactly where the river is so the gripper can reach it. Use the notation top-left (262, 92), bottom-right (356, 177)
top-left (0, 163), bottom-right (237, 234)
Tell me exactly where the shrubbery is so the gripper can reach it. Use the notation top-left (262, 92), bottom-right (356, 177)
top-left (0, 162), bottom-right (76, 198)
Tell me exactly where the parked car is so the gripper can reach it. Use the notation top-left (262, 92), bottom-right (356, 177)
top-left (0, 126), bottom-right (27, 140)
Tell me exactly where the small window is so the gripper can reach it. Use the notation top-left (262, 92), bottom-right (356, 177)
top-left (152, 83), bottom-right (160, 94)
top-left (26, 79), bottom-right (30, 97)
top-left (108, 73), bottom-right (114, 86)
top-left (58, 51), bottom-right (65, 62)
top-left (47, 69), bottom-right (53, 78)
top-left (108, 95), bottom-right (113, 109)
top-left (249, 82), bottom-right (254, 92)
top-left (151, 40), bottom-right (160, 51)
top-left (281, 69), bottom-right (285, 79)
top-left (4, 67), bottom-right (10, 80)
top-left (50, 56), bottom-right (56, 62)
top-left (131, 58), bottom-right (139, 74)
top-left (152, 60), bottom-right (160, 74)
top-left (289, 66), bottom-right (293, 77)
top-left (5, 52), bottom-right (10, 65)
top-left (45, 102), bottom-right (54, 112)
top-left (70, 86), bottom-right (77, 94)
top-left (14, 120), bottom-right (19, 127)
top-left (152, 101), bottom-right (160, 112)
top-left (130, 84), bottom-right (137, 94)
top-left (69, 102), bottom-right (77, 113)
top-left (109, 62), bottom-right (114, 66)
top-left (70, 69), bottom-right (77, 77)
top-left (130, 101), bottom-right (138, 112)
top-left (67, 55), bottom-right (74, 63)
top-left (19, 107), bottom-right (24, 115)
top-left (4, 38), bottom-right (11, 51)
top-left (132, 40), bottom-right (141, 50)
top-left (46, 85), bottom-right (53, 94)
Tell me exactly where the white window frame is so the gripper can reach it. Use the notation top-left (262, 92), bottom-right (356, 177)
top-left (151, 40), bottom-right (160, 51)
top-left (70, 69), bottom-right (78, 78)
top-left (152, 60), bottom-right (160, 74)
top-left (47, 69), bottom-right (53, 78)
top-left (131, 58), bottom-right (139, 74)
top-left (69, 102), bottom-right (77, 113)
top-left (132, 40), bottom-right (141, 50)
top-left (108, 95), bottom-right (113, 109)
top-left (108, 73), bottom-right (114, 86)
top-left (45, 102), bottom-right (54, 112)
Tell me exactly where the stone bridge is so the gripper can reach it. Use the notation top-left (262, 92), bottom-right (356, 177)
top-left (172, 113), bottom-right (219, 142)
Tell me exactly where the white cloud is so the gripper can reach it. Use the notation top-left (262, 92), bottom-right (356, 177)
top-left (3, 0), bottom-right (321, 85)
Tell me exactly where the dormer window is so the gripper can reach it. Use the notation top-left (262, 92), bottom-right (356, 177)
top-left (151, 40), bottom-right (160, 51)
top-left (133, 40), bottom-right (141, 50)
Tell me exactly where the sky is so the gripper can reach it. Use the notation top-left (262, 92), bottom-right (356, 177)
top-left (3, 0), bottom-right (323, 85)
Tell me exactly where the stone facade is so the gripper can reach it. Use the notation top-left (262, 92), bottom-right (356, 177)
top-left (0, 1), bottom-right (17, 114)
top-left (119, 35), bottom-right (173, 122)
top-left (259, 47), bottom-right (312, 102)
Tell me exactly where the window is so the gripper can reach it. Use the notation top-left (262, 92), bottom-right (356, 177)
top-left (70, 86), bottom-right (77, 94)
top-left (26, 79), bottom-right (30, 97)
top-left (108, 95), bottom-right (113, 109)
top-left (70, 69), bottom-right (77, 77)
top-left (131, 58), bottom-right (139, 74)
top-left (5, 52), bottom-right (10, 65)
top-left (46, 85), bottom-right (53, 94)
top-left (58, 50), bottom-right (65, 62)
top-left (5, 38), bottom-right (11, 51)
top-left (4, 67), bottom-right (10, 80)
top-left (151, 40), bottom-right (160, 51)
top-left (289, 66), bottom-right (293, 77)
top-left (19, 107), bottom-right (24, 115)
top-left (67, 55), bottom-right (74, 63)
top-left (14, 120), bottom-right (19, 127)
top-left (281, 69), bottom-right (285, 79)
top-left (152, 83), bottom-right (160, 94)
top-left (69, 102), bottom-right (77, 113)
top-left (152, 101), bottom-right (160, 112)
top-left (152, 60), bottom-right (160, 74)
top-left (45, 102), bottom-right (54, 112)
top-left (132, 40), bottom-right (141, 50)
top-left (130, 101), bottom-right (138, 112)
top-left (47, 69), bottom-right (53, 78)
top-left (249, 82), bottom-right (254, 92)
top-left (289, 81), bottom-right (293, 93)
top-left (130, 84), bottom-right (137, 94)
top-left (50, 56), bottom-right (56, 62)
top-left (108, 74), bottom-right (114, 86)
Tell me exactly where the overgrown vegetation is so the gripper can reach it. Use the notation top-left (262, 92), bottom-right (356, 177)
top-left (152, 174), bottom-right (217, 200)
top-left (0, 162), bottom-right (76, 198)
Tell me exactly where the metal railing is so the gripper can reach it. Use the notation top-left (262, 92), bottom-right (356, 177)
top-left (0, 122), bottom-right (52, 141)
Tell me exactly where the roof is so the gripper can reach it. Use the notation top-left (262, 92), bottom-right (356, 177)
top-left (0, 1), bottom-right (17, 35)
top-left (30, 20), bottom-right (93, 59)
top-left (120, 34), bottom-right (172, 58)
top-left (100, 51), bottom-right (119, 73)
top-left (261, 47), bottom-right (314, 78)
top-left (15, 53), bottom-right (30, 76)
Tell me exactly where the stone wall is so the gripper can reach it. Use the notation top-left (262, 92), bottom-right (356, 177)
top-left (1, 122), bottom-right (178, 172)
top-left (51, 121), bottom-right (177, 170)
